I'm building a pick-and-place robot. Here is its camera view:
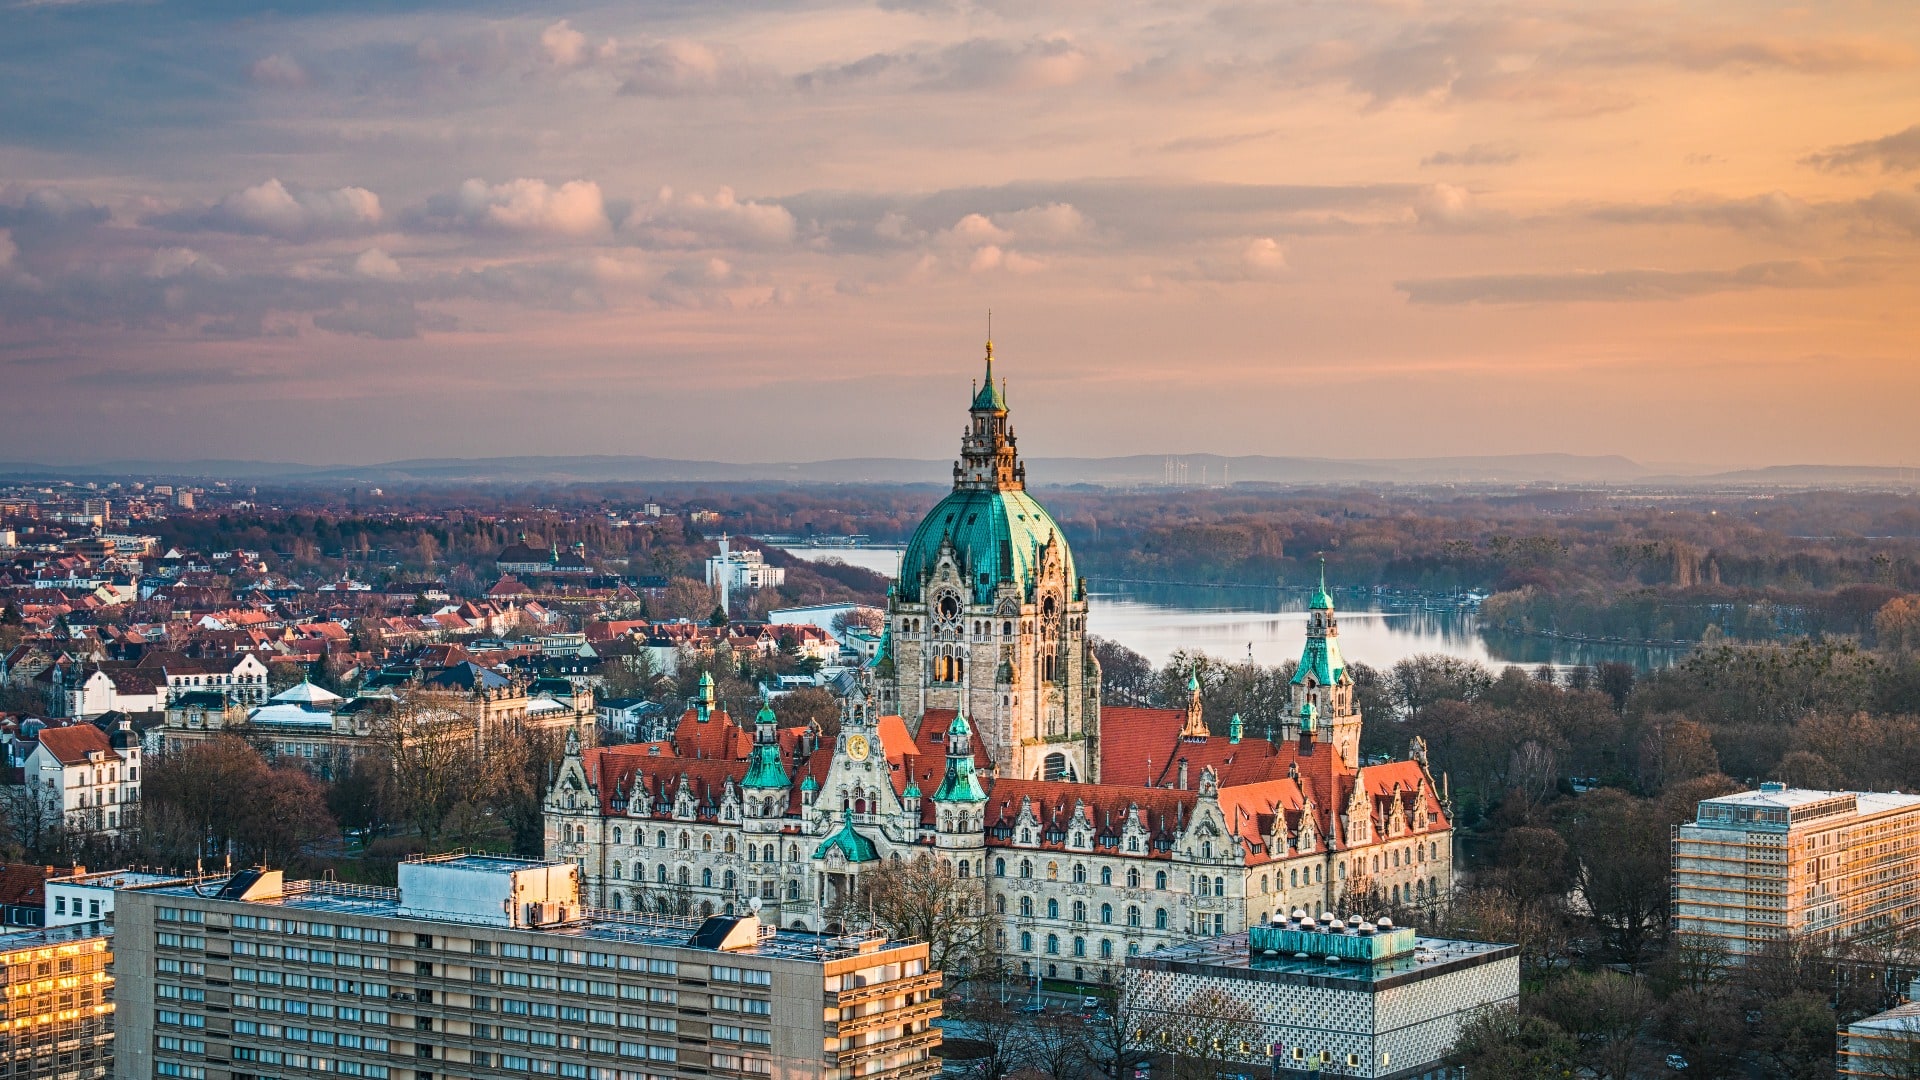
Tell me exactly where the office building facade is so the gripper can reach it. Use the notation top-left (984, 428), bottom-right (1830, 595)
top-left (114, 854), bottom-right (939, 1080)
top-left (1672, 783), bottom-right (1920, 958)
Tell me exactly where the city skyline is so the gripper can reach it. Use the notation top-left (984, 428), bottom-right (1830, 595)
top-left (2, 0), bottom-right (1918, 466)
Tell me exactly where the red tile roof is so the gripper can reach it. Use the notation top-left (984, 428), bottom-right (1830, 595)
top-left (34, 724), bottom-right (119, 766)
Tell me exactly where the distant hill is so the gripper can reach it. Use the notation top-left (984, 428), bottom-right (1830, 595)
top-left (0, 453), bottom-right (1911, 489)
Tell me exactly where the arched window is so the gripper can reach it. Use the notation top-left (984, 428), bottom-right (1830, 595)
top-left (1045, 934), bottom-right (1059, 955)
top-left (724, 836), bottom-right (735, 854)
top-left (656, 831), bottom-right (667, 848)
top-left (996, 895), bottom-right (1007, 914)
top-left (1289, 869), bottom-right (1297, 888)
top-left (611, 893), bottom-right (624, 911)
top-left (1099, 939), bottom-right (1113, 960)
top-left (680, 832), bottom-right (691, 851)
top-left (1100, 903), bottom-right (1113, 924)
top-left (1020, 897), bottom-right (1034, 917)
top-left (702, 868), bottom-right (712, 887)
top-left (612, 827), bottom-right (622, 845)
top-left (787, 880), bottom-right (800, 900)
top-left (1154, 908), bottom-right (1168, 930)
top-left (1214, 876), bottom-right (1225, 897)
top-left (1126, 906), bottom-right (1140, 927)
top-left (746, 845), bottom-right (757, 863)
top-left (995, 858), bottom-right (1007, 877)
top-left (677, 867), bottom-right (689, 885)
top-left (1072, 937), bottom-right (1086, 958)
top-left (788, 844), bottom-right (798, 862)
top-left (1073, 863), bottom-right (1087, 884)
top-left (1047, 899), bottom-right (1059, 919)
top-left (1202, 840), bottom-right (1211, 859)
top-left (1020, 931), bottom-right (1033, 952)
top-left (723, 870), bottom-right (735, 890)
top-left (1047, 861), bottom-right (1059, 881)
top-left (1071, 900), bottom-right (1086, 921)
top-left (612, 862), bottom-right (623, 879)
top-left (959, 861), bottom-right (970, 879)
top-left (656, 864), bottom-right (668, 884)
top-left (1338, 863), bottom-right (1346, 880)
top-left (704, 834), bottom-right (714, 853)
top-left (1020, 859), bottom-right (1033, 879)
top-left (1100, 866), bottom-right (1112, 886)
top-left (1155, 870), bottom-right (1167, 890)
top-left (1127, 868), bottom-right (1140, 888)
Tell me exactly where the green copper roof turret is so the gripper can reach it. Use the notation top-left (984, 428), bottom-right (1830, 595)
top-left (741, 741), bottom-right (790, 789)
top-left (814, 807), bottom-right (880, 862)
top-left (755, 702), bottom-right (776, 726)
top-left (972, 340), bottom-right (1007, 412)
top-left (1309, 559), bottom-right (1334, 611)
top-left (933, 712), bottom-right (989, 803)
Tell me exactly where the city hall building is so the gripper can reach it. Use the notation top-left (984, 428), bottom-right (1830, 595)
top-left (544, 343), bottom-right (1455, 984)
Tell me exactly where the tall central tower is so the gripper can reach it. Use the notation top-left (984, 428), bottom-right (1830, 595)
top-left (878, 337), bottom-right (1100, 783)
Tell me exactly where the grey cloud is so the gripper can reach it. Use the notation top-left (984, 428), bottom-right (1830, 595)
top-left (148, 179), bottom-right (383, 241)
top-left (1396, 258), bottom-right (1868, 305)
top-left (0, 189), bottom-right (112, 235)
top-left (1422, 144), bottom-right (1519, 167)
top-left (617, 40), bottom-right (775, 96)
top-left (1587, 190), bottom-right (1920, 237)
top-left (1590, 191), bottom-right (1816, 232)
top-left (313, 299), bottom-right (453, 340)
top-left (1157, 130), bottom-right (1278, 154)
top-left (778, 179), bottom-right (1426, 253)
top-left (791, 35), bottom-right (1095, 94)
top-left (1803, 124), bottom-right (1920, 173)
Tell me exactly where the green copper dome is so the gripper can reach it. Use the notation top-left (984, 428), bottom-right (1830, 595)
top-left (814, 807), bottom-right (880, 863)
top-left (898, 488), bottom-right (1075, 605)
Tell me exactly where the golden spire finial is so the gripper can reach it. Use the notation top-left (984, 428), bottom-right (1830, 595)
top-left (985, 309), bottom-right (993, 360)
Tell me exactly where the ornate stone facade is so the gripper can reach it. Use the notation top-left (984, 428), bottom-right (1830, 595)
top-left (877, 341), bottom-right (1100, 783)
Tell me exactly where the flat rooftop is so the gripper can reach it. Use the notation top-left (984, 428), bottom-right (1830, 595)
top-left (1691, 786), bottom-right (1920, 831)
top-left (1130, 931), bottom-right (1515, 991)
top-left (57, 870), bottom-right (195, 889)
top-left (0, 921), bottom-right (113, 951)
top-left (141, 877), bottom-right (902, 964)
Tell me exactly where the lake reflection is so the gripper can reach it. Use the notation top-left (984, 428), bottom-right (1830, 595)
top-left (776, 547), bottom-right (1681, 671)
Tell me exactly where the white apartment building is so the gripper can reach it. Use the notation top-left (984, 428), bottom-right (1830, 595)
top-left (22, 721), bottom-right (142, 837)
top-left (1672, 783), bottom-right (1920, 958)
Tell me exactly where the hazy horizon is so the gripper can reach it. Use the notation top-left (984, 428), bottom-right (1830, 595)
top-left (3, 1), bottom-right (1918, 466)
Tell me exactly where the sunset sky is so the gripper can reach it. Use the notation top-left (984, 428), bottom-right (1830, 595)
top-left (2, 0), bottom-right (1918, 467)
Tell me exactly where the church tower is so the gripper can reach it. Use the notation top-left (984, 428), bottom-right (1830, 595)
top-left (1280, 563), bottom-right (1363, 768)
top-left (881, 336), bottom-right (1101, 783)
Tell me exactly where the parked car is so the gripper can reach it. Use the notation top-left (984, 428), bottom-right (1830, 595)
top-left (1665, 1053), bottom-right (1688, 1071)
top-left (1019, 1001), bottom-right (1046, 1014)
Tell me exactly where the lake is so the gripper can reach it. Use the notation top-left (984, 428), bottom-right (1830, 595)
top-left (776, 546), bottom-right (1683, 672)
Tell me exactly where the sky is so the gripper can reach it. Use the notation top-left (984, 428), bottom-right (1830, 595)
top-left (1, 0), bottom-right (1918, 468)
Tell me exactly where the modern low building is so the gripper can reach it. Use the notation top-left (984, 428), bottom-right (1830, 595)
top-left (1671, 783), bottom-right (1920, 958)
top-left (1842, 997), bottom-right (1920, 1077)
top-left (0, 921), bottom-right (115, 1080)
top-left (1124, 912), bottom-right (1518, 1080)
top-left (114, 853), bottom-right (941, 1080)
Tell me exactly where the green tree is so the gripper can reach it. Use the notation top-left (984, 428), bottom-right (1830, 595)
top-left (1444, 1006), bottom-right (1578, 1080)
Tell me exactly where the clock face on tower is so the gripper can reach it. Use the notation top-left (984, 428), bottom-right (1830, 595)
top-left (847, 734), bottom-right (871, 761)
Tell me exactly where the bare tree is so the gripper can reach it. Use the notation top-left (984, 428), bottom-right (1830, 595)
top-left (851, 853), bottom-right (997, 994)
